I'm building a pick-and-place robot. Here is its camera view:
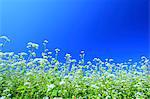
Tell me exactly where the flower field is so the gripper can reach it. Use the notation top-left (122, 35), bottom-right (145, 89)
top-left (0, 36), bottom-right (150, 99)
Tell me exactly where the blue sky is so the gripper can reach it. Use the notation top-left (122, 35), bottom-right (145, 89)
top-left (0, 0), bottom-right (149, 62)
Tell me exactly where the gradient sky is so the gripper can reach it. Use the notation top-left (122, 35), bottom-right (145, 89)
top-left (0, 0), bottom-right (149, 62)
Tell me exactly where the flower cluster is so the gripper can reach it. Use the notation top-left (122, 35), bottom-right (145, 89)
top-left (0, 36), bottom-right (150, 99)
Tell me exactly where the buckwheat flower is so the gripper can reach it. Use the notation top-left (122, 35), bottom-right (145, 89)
top-left (55, 61), bottom-right (60, 66)
top-left (26, 72), bottom-right (33, 76)
top-left (87, 61), bottom-right (92, 65)
top-left (85, 82), bottom-right (90, 86)
top-left (64, 75), bottom-right (69, 79)
top-left (48, 52), bottom-right (52, 55)
top-left (43, 96), bottom-right (49, 99)
top-left (27, 42), bottom-right (39, 49)
top-left (128, 59), bottom-right (132, 61)
top-left (12, 60), bottom-right (26, 66)
top-left (44, 40), bottom-right (48, 44)
top-left (18, 52), bottom-right (27, 56)
top-left (121, 80), bottom-right (126, 83)
top-left (109, 58), bottom-right (114, 62)
top-left (141, 65), bottom-right (147, 70)
top-left (24, 82), bottom-right (31, 86)
top-left (65, 54), bottom-right (71, 59)
top-left (65, 54), bottom-right (72, 63)
top-left (33, 44), bottom-right (39, 49)
top-left (107, 74), bottom-right (115, 79)
top-left (0, 96), bottom-right (5, 99)
top-left (59, 81), bottom-right (65, 85)
top-left (0, 43), bottom-right (3, 47)
top-left (98, 94), bottom-right (101, 97)
top-left (105, 96), bottom-right (111, 99)
top-left (27, 42), bottom-right (33, 48)
top-left (27, 61), bottom-right (34, 66)
top-left (7, 52), bottom-right (14, 57)
top-left (93, 58), bottom-right (100, 62)
top-left (0, 52), bottom-right (3, 57)
top-left (75, 84), bottom-right (79, 87)
top-left (91, 84), bottom-right (99, 89)
top-left (69, 75), bottom-right (74, 80)
top-left (31, 52), bottom-right (36, 57)
top-left (42, 52), bottom-right (46, 57)
top-left (80, 50), bottom-right (85, 58)
top-left (80, 50), bottom-right (84, 54)
top-left (71, 59), bottom-right (77, 63)
top-left (0, 63), bottom-right (5, 66)
top-left (0, 36), bottom-right (10, 42)
top-left (47, 84), bottom-right (55, 92)
top-left (55, 48), bottom-right (60, 53)
top-left (141, 56), bottom-right (147, 60)
top-left (34, 58), bottom-right (48, 63)
top-left (53, 97), bottom-right (62, 99)
top-left (44, 49), bottom-right (49, 52)
top-left (135, 92), bottom-right (143, 97)
top-left (7, 94), bottom-right (11, 97)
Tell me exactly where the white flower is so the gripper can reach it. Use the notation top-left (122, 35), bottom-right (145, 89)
top-left (31, 52), bottom-right (36, 57)
top-left (53, 97), bottom-right (63, 99)
top-left (0, 96), bottom-right (5, 99)
top-left (43, 96), bottom-right (49, 99)
top-left (59, 81), bottom-right (65, 85)
top-left (87, 61), bottom-right (92, 65)
top-left (109, 58), bottom-right (114, 62)
top-left (0, 52), bottom-right (3, 57)
top-left (98, 94), bottom-right (101, 97)
top-left (0, 36), bottom-right (10, 42)
top-left (55, 61), bottom-right (60, 66)
top-left (18, 52), bottom-right (27, 56)
top-left (71, 59), bottom-right (77, 63)
top-left (33, 58), bottom-right (48, 64)
top-left (0, 63), bottom-right (5, 66)
top-left (85, 82), bottom-right (90, 86)
top-left (48, 52), bottom-right (52, 55)
top-left (44, 40), bottom-right (48, 44)
top-left (7, 94), bottom-right (11, 97)
top-left (24, 82), bottom-right (31, 86)
top-left (64, 76), bottom-right (69, 79)
top-left (26, 72), bottom-right (33, 76)
top-left (27, 61), bottom-right (34, 66)
top-left (128, 59), bottom-right (132, 61)
top-left (91, 84), bottom-right (99, 89)
top-left (27, 42), bottom-right (39, 49)
top-left (106, 95), bottom-right (111, 99)
top-left (47, 84), bottom-right (55, 92)
top-left (55, 48), bottom-right (60, 53)
top-left (6, 52), bottom-right (14, 56)
top-left (135, 92), bottom-right (143, 96)
top-left (65, 54), bottom-right (71, 59)
top-left (107, 74), bottom-right (115, 79)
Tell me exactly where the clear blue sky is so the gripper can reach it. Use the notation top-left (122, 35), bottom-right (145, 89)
top-left (0, 0), bottom-right (149, 62)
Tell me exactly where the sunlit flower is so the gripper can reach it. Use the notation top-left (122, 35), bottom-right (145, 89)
top-left (47, 84), bottom-right (55, 92)
top-left (44, 40), bottom-right (48, 44)
top-left (43, 96), bottom-right (49, 99)
top-left (55, 48), bottom-right (60, 53)
top-left (59, 81), bottom-right (65, 85)
top-left (53, 97), bottom-right (62, 99)
top-left (0, 96), bottom-right (5, 99)
top-left (71, 59), bottom-right (77, 63)
top-left (18, 52), bottom-right (27, 56)
top-left (27, 42), bottom-right (39, 49)
top-left (91, 84), bottom-right (99, 89)
top-left (0, 36), bottom-right (10, 42)
top-left (24, 82), bottom-right (31, 86)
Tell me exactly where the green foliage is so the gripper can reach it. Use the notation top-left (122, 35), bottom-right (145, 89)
top-left (0, 36), bottom-right (150, 99)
